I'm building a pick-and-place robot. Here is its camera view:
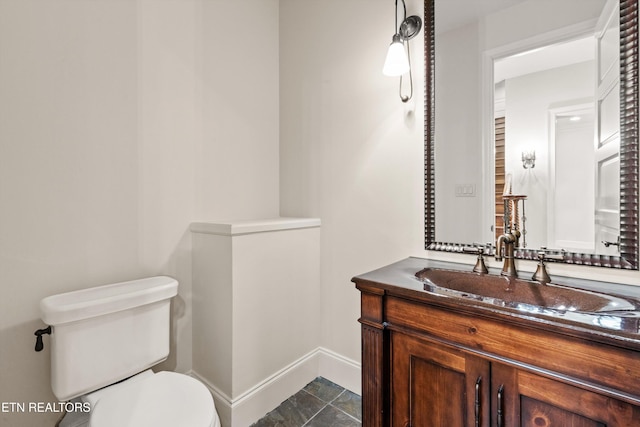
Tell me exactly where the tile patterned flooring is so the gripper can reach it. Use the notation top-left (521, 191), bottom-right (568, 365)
top-left (250, 377), bottom-right (362, 427)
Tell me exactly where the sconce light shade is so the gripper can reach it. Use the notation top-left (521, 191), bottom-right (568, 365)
top-left (522, 150), bottom-right (536, 169)
top-left (383, 34), bottom-right (410, 76)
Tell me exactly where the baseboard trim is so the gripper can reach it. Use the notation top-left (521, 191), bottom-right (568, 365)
top-left (317, 347), bottom-right (361, 395)
top-left (190, 347), bottom-right (361, 427)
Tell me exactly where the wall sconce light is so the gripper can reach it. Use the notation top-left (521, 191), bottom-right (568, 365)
top-left (383, 0), bottom-right (422, 102)
top-left (522, 150), bottom-right (536, 169)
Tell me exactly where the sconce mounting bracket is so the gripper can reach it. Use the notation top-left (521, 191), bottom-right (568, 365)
top-left (400, 15), bottom-right (422, 40)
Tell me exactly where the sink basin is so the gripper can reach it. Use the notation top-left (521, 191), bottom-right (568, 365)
top-left (415, 268), bottom-right (638, 313)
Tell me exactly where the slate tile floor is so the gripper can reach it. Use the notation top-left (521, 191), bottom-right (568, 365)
top-left (250, 377), bottom-right (362, 427)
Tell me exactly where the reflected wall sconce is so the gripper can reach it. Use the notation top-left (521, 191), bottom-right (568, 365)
top-left (383, 0), bottom-right (422, 102)
top-left (522, 150), bottom-right (536, 169)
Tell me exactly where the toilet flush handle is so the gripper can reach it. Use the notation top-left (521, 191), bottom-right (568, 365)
top-left (34, 326), bottom-right (51, 352)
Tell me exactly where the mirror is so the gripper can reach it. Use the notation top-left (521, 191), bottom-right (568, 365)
top-left (424, 0), bottom-right (639, 269)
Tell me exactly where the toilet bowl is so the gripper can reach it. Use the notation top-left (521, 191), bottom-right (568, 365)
top-left (88, 371), bottom-right (218, 427)
top-left (59, 370), bottom-right (220, 427)
top-left (40, 276), bottom-right (220, 427)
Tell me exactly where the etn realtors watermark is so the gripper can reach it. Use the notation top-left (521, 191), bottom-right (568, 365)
top-left (2, 401), bottom-right (91, 414)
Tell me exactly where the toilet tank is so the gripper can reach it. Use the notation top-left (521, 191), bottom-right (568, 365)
top-left (40, 276), bottom-right (178, 401)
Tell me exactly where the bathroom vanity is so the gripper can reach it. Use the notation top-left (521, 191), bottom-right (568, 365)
top-left (353, 258), bottom-right (640, 426)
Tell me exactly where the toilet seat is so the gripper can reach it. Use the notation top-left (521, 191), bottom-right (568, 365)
top-left (89, 372), bottom-right (217, 427)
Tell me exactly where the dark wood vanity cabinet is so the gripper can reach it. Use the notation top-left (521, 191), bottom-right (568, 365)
top-left (354, 259), bottom-right (640, 427)
top-left (495, 364), bottom-right (639, 427)
top-left (390, 331), bottom-right (490, 426)
top-left (390, 329), bottom-right (639, 427)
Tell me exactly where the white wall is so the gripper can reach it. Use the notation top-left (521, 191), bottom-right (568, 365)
top-left (504, 61), bottom-right (594, 250)
top-left (279, 0), bottom-right (426, 363)
top-left (191, 219), bottom-right (321, 427)
top-left (553, 114), bottom-right (595, 251)
top-left (0, 1), bottom-right (279, 426)
top-left (197, 0), bottom-right (280, 221)
top-left (435, 22), bottom-right (484, 243)
top-left (483, 0), bottom-right (608, 50)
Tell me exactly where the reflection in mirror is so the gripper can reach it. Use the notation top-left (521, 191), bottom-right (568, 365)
top-left (493, 35), bottom-right (610, 254)
top-left (425, 0), bottom-right (638, 269)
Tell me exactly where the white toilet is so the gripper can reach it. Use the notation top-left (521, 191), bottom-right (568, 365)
top-left (40, 276), bottom-right (220, 427)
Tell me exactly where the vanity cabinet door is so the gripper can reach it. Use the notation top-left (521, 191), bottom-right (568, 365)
top-left (390, 331), bottom-right (490, 427)
top-left (492, 363), bottom-right (640, 427)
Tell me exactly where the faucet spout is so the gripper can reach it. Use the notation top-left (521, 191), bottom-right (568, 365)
top-left (495, 234), bottom-right (506, 261)
top-left (495, 232), bottom-right (517, 278)
top-left (497, 193), bottom-right (527, 278)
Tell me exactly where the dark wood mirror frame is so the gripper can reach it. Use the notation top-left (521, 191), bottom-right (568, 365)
top-left (424, 0), bottom-right (639, 269)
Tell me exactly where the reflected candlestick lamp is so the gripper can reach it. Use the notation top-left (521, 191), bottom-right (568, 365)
top-left (382, 0), bottom-right (422, 102)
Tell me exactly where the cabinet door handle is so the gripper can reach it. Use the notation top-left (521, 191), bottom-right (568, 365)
top-left (474, 376), bottom-right (482, 427)
top-left (497, 384), bottom-right (504, 427)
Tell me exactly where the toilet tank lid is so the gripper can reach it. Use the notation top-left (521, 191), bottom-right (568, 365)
top-left (40, 276), bottom-right (178, 325)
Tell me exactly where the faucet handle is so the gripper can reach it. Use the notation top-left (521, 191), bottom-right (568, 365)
top-left (532, 252), bottom-right (551, 283)
top-left (463, 245), bottom-right (489, 274)
top-left (532, 250), bottom-right (564, 283)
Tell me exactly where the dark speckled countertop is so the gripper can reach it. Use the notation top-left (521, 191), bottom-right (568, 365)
top-left (352, 257), bottom-right (640, 346)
